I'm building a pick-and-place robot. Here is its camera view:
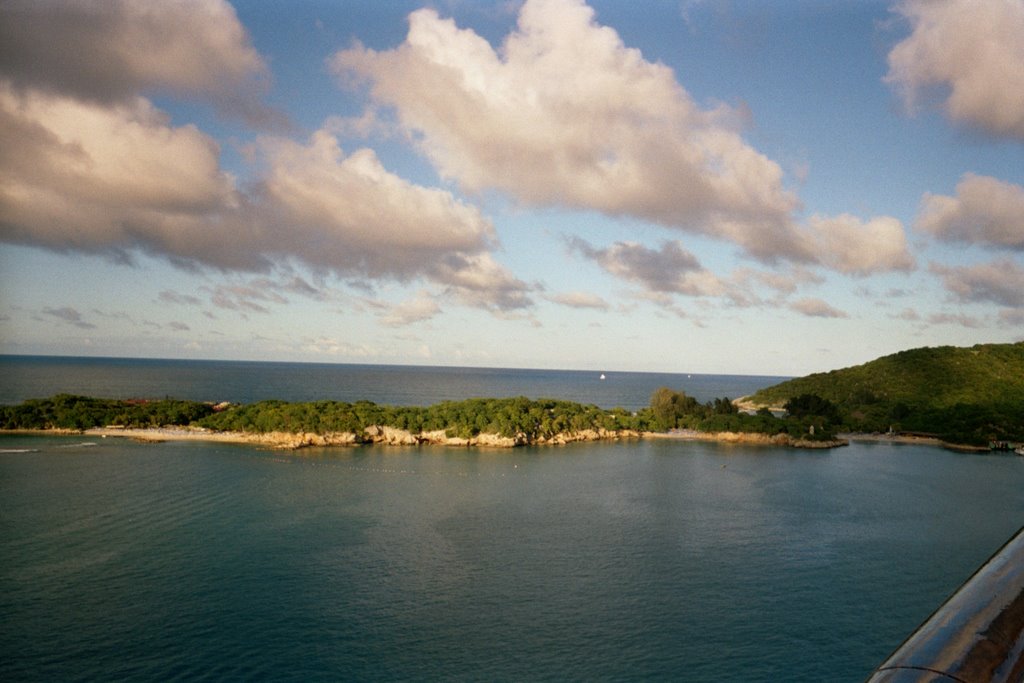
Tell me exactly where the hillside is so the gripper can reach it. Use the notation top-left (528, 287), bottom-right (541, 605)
top-left (745, 342), bottom-right (1024, 445)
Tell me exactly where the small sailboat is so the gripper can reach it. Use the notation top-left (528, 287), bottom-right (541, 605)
top-left (599, 373), bottom-right (606, 380)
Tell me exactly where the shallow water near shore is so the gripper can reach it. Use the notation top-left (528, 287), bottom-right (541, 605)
top-left (3, 434), bottom-right (1023, 682)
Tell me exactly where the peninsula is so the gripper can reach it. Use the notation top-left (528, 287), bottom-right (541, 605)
top-left (1, 392), bottom-right (843, 450)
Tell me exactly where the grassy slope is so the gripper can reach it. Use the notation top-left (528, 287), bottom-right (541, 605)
top-left (746, 342), bottom-right (1024, 443)
top-left (749, 342), bottom-right (1024, 407)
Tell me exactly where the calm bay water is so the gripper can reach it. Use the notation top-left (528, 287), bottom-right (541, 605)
top-left (2, 356), bottom-right (1023, 681)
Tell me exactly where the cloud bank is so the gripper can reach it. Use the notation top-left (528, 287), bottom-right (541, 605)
top-left (0, 0), bottom-right (531, 313)
top-left (886, 0), bottom-right (1024, 140)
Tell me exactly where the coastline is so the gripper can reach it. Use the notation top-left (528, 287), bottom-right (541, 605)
top-left (2, 425), bottom-right (847, 450)
top-left (8, 424), bottom-right (998, 452)
top-left (838, 432), bottom-right (989, 453)
top-left (644, 429), bottom-right (846, 449)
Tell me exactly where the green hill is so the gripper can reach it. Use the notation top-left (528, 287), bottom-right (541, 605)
top-left (745, 342), bottom-right (1024, 445)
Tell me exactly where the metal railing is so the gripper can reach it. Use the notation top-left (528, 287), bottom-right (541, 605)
top-left (866, 526), bottom-right (1024, 682)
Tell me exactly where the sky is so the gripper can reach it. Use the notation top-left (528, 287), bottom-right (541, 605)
top-left (1, 0), bottom-right (1022, 376)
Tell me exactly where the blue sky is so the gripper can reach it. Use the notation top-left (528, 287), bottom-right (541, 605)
top-left (1, 0), bottom-right (1022, 375)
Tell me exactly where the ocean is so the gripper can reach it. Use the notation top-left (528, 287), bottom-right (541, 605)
top-left (0, 355), bottom-right (786, 409)
top-left (2, 356), bottom-right (1023, 682)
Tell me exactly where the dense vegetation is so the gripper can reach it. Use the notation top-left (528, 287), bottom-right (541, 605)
top-left (196, 397), bottom-right (645, 441)
top-left (648, 387), bottom-right (839, 440)
top-left (0, 391), bottom-right (839, 443)
top-left (0, 394), bottom-right (644, 440)
top-left (0, 394), bottom-right (214, 431)
top-left (746, 342), bottom-right (1024, 446)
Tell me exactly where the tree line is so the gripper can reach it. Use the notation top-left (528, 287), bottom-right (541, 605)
top-left (0, 390), bottom-right (843, 442)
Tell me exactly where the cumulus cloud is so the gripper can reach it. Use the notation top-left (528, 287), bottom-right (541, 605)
top-left (0, 85), bottom-right (246, 264)
top-left (886, 0), bottom-right (1024, 140)
top-left (805, 214), bottom-right (915, 275)
top-left (0, 0), bottom-right (281, 128)
top-left (331, 0), bottom-right (916, 275)
top-left (255, 131), bottom-right (499, 280)
top-left (0, 1), bottom-right (530, 315)
top-left (930, 259), bottom-right (1024, 308)
top-left (916, 174), bottom-right (1024, 250)
top-left (790, 298), bottom-right (849, 319)
top-left (332, 0), bottom-right (809, 263)
top-left (0, 88), bottom-right (527, 312)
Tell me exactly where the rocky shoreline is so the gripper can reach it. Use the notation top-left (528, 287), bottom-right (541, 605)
top-left (4, 425), bottom-right (847, 450)
top-left (77, 425), bottom-right (643, 449)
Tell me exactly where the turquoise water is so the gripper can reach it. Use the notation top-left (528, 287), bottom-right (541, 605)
top-left (3, 436), bottom-right (1023, 681)
top-left (2, 356), bottom-right (1023, 681)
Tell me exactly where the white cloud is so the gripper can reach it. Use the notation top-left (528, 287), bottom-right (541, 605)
top-left (0, 1), bottom-right (532, 316)
top-left (806, 214), bottom-right (915, 275)
top-left (930, 259), bottom-right (1024, 308)
top-left (790, 298), bottom-right (848, 319)
top-left (255, 130), bottom-right (498, 279)
top-left (332, 0), bottom-right (808, 263)
top-left (331, 0), bottom-right (917, 276)
top-left (0, 0), bottom-right (280, 127)
top-left (0, 85), bottom-right (528, 312)
top-left (886, 0), bottom-right (1024, 140)
top-left (916, 173), bottom-right (1024, 250)
top-left (0, 85), bottom-right (241, 263)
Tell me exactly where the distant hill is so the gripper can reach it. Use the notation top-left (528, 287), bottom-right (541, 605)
top-left (745, 342), bottom-right (1024, 445)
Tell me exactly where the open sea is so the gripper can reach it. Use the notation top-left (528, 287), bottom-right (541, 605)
top-left (2, 355), bottom-right (1023, 682)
